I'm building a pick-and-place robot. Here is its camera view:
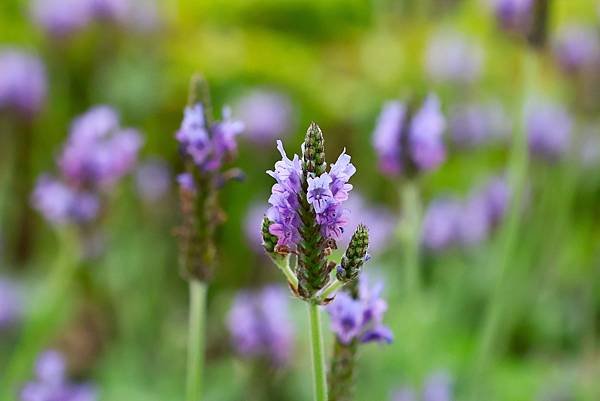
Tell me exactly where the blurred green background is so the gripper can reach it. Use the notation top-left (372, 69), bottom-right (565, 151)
top-left (1, 0), bottom-right (600, 400)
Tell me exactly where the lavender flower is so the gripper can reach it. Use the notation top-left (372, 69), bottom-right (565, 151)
top-left (32, 176), bottom-right (100, 226)
top-left (421, 198), bottom-right (461, 251)
top-left (176, 104), bottom-right (244, 172)
top-left (0, 278), bottom-right (22, 330)
top-left (233, 89), bottom-right (294, 144)
top-left (226, 286), bottom-right (294, 366)
top-left (20, 350), bottom-right (97, 401)
top-left (244, 202), bottom-right (270, 252)
top-left (326, 278), bottom-right (392, 345)
top-left (449, 102), bottom-right (509, 148)
top-left (425, 31), bottom-right (484, 84)
top-left (0, 49), bottom-right (47, 117)
top-left (492, 0), bottom-right (533, 33)
top-left (87, 0), bottom-right (129, 22)
top-left (135, 158), bottom-right (171, 203)
top-left (526, 102), bottom-right (572, 162)
top-left (553, 25), bottom-right (600, 74)
top-left (59, 106), bottom-right (142, 189)
top-left (423, 373), bottom-right (453, 401)
top-left (372, 95), bottom-right (446, 177)
top-left (392, 389), bottom-right (417, 401)
top-left (30, 0), bottom-right (92, 37)
top-left (457, 194), bottom-right (490, 247)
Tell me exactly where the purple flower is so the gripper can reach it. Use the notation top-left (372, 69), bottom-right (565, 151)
top-left (526, 103), bottom-right (572, 161)
top-left (30, 0), bottom-right (92, 37)
top-left (233, 89), bottom-right (294, 144)
top-left (226, 286), bottom-right (294, 366)
top-left (59, 106), bottom-right (142, 189)
top-left (87, 0), bottom-right (129, 22)
top-left (326, 278), bottom-right (392, 345)
top-left (449, 102), bottom-right (509, 148)
top-left (0, 278), bottom-right (22, 330)
top-left (340, 193), bottom-right (395, 253)
top-left (392, 389), bottom-right (417, 401)
top-left (373, 95), bottom-right (446, 176)
top-left (553, 25), bottom-right (600, 74)
top-left (421, 198), bottom-right (461, 251)
top-left (176, 104), bottom-right (243, 172)
top-left (134, 158), bottom-right (171, 203)
top-left (425, 31), bottom-right (484, 84)
top-left (457, 193), bottom-right (490, 247)
top-left (0, 49), bottom-right (47, 117)
top-left (409, 94), bottom-right (446, 171)
top-left (307, 174), bottom-right (334, 213)
top-left (372, 101), bottom-right (405, 175)
top-left (423, 372), bottom-right (453, 401)
top-left (244, 202), bottom-right (269, 251)
top-left (20, 350), bottom-right (98, 401)
top-left (482, 176), bottom-right (510, 226)
top-left (176, 173), bottom-right (196, 192)
top-left (492, 0), bottom-right (533, 33)
top-left (31, 176), bottom-right (100, 226)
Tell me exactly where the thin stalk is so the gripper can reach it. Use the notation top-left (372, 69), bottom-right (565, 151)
top-left (186, 279), bottom-right (208, 401)
top-left (1, 229), bottom-right (79, 399)
top-left (318, 279), bottom-right (344, 301)
top-left (398, 181), bottom-right (422, 297)
top-left (307, 302), bottom-right (328, 401)
top-left (270, 254), bottom-right (299, 290)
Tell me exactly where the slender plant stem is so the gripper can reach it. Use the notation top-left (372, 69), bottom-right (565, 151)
top-left (307, 302), bottom-right (328, 401)
top-left (271, 254), bottom-right (299, 289)
top-left (398, 181), bottom-right (422, 297)
top-left (318, 279), bottom-right (344, 301)
top-left (1, 229), bottom-right (79, 399)
top-left (186, 279), bottom-right (208, 401)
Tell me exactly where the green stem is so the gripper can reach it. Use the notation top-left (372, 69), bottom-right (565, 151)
top-left (1, 229), bottom-right (79, 398)
top-left (307, 302), bottom-right (328, 401)
top-left (318, 279), bottom-right (344, 301)
top-left (271, 254), bottom-right (299, 290)
top-left (398, 181), bottom-right (422, 297)
top-left (186, 279), bottom-right (208, 401)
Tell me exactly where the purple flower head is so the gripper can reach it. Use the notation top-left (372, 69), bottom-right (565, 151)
top-left (59, 106), bottom-right (142, 189)
top-left (421, 198), bottom-right (461, 251)
top-left (457, 192), bottom-right (493, 247)
top-left (340, 193), bottom-right (395, 253)
top-left (20, 350), bottom-right (98, 401)
top-left (0, 278), bottom-right (22, 330)
top-left (482, 175), bottom-right (510, 226)
top-left (266, 139), bottom-right (355, 248)
top-left (409, 94), bottom-right (446, 171)
top-left (176, 104), bottom-right (243, 172)
top-left (234, 89), bottom-right (294, 144)
top-left (373, 95), bottom-right (446, 176)
top-left (492, 0), bottom-right (533, 33)
top-left (32, 175), bottom-right (100, 226)
top-left (0, 49), bottom-right (47, 117)
top-left (30, 0), bottom-right (92, 37)
top-left (135, 158), bottom-right (171, 203)
top-left (226, 286), bottom-right (294, 366)
top-left (88, 0), bottom-right (129, 22)
top-left (372, 101), bottom-right (406, 175)
top-left (326, 277), bottom-right (392, 345)
top-left (392, 389), bottom-right (417, 401)
top-left (423, 372), bottom-right (453, 401)
top-left (449, 102), bottom-right (509, 148)
top-left (425, 31), bottom-right (484, 84)
top-left (526, 102), bottom-right (572, 162)
top-left (244, 202), bottom-right (269, 252)
top-left (176, 173), bottom-right (196, 193)
top-left (554, 25), bottom-right (600, 74)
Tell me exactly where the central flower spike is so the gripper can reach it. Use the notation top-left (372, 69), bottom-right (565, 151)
top-left (263, 123), bottom-right (356, 299)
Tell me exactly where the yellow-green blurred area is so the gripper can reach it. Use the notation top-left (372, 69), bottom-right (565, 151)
top-left (1, 0), bottom-right (600, 400)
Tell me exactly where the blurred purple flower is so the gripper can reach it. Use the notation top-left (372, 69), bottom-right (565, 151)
top-left (244, 202), bottom-right (269, 252)
top-left (392, 389), bottom-right (417, 401)
top-left (482, 176), bottom-right (510, 226)
top-left (492, 0), bottom-right (533, 33)
top-left (421, 198), bottom-right (461, 251)
top-left (176, 173), bottom-right (196, 193)
top-left (32, 175), bottom-right (100, 226)
top-left (226, 286), bottom-right (294, 366)
top-left (326, 278), bottom-right (392, 345)
top-left (0, 278), bottom-right (22, 331)
top-left (59, 105), bottom-right (143, 189)
top-left (553, 25), bottom-right (600, 74)
top-left (373, 95), bottom-right (446, 176)
top-left (449, 102), bottom-right (509, 148)
top-left (20, 350), bottom-right (98, 401)
top-left (423, 372), bottom-right (453, 401)
top-left (457, 194), bottom-right (490, 247)
top-left (0, 49), bottom-right (47, 117)
top-left (340, 193), bottom-right (396, 253)
top-left (135, 158), bottom-right (171, 203)
top-left (88, 0), bottom-right (129, 22)
top-left (526, 103), bottom-right (572, 162)
top-left (30, 0), bottom-right (92, 37)
top-left (233, 89), bottom-right (294, 145)
top-left (176, 104), bottom-right (244, 172)
top-left (425, 31), bottom-right (484, 84)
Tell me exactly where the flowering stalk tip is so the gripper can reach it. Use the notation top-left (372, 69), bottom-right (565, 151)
top-left (336, 224), bottom-right (369, 286)
top-left (302, 122), bottom-right (327, 176)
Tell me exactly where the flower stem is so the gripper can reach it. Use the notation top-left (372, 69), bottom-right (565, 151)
top-left (318, 279), bottom-right (344, 301)
top-left (271, 253), bottom-right (299, 290)
top-left (186, 279), bottom-right (208, 401)
top-left (307, 302), bottom-right (328, 401)
top-left (398, 181), bottom-right (422, 297)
